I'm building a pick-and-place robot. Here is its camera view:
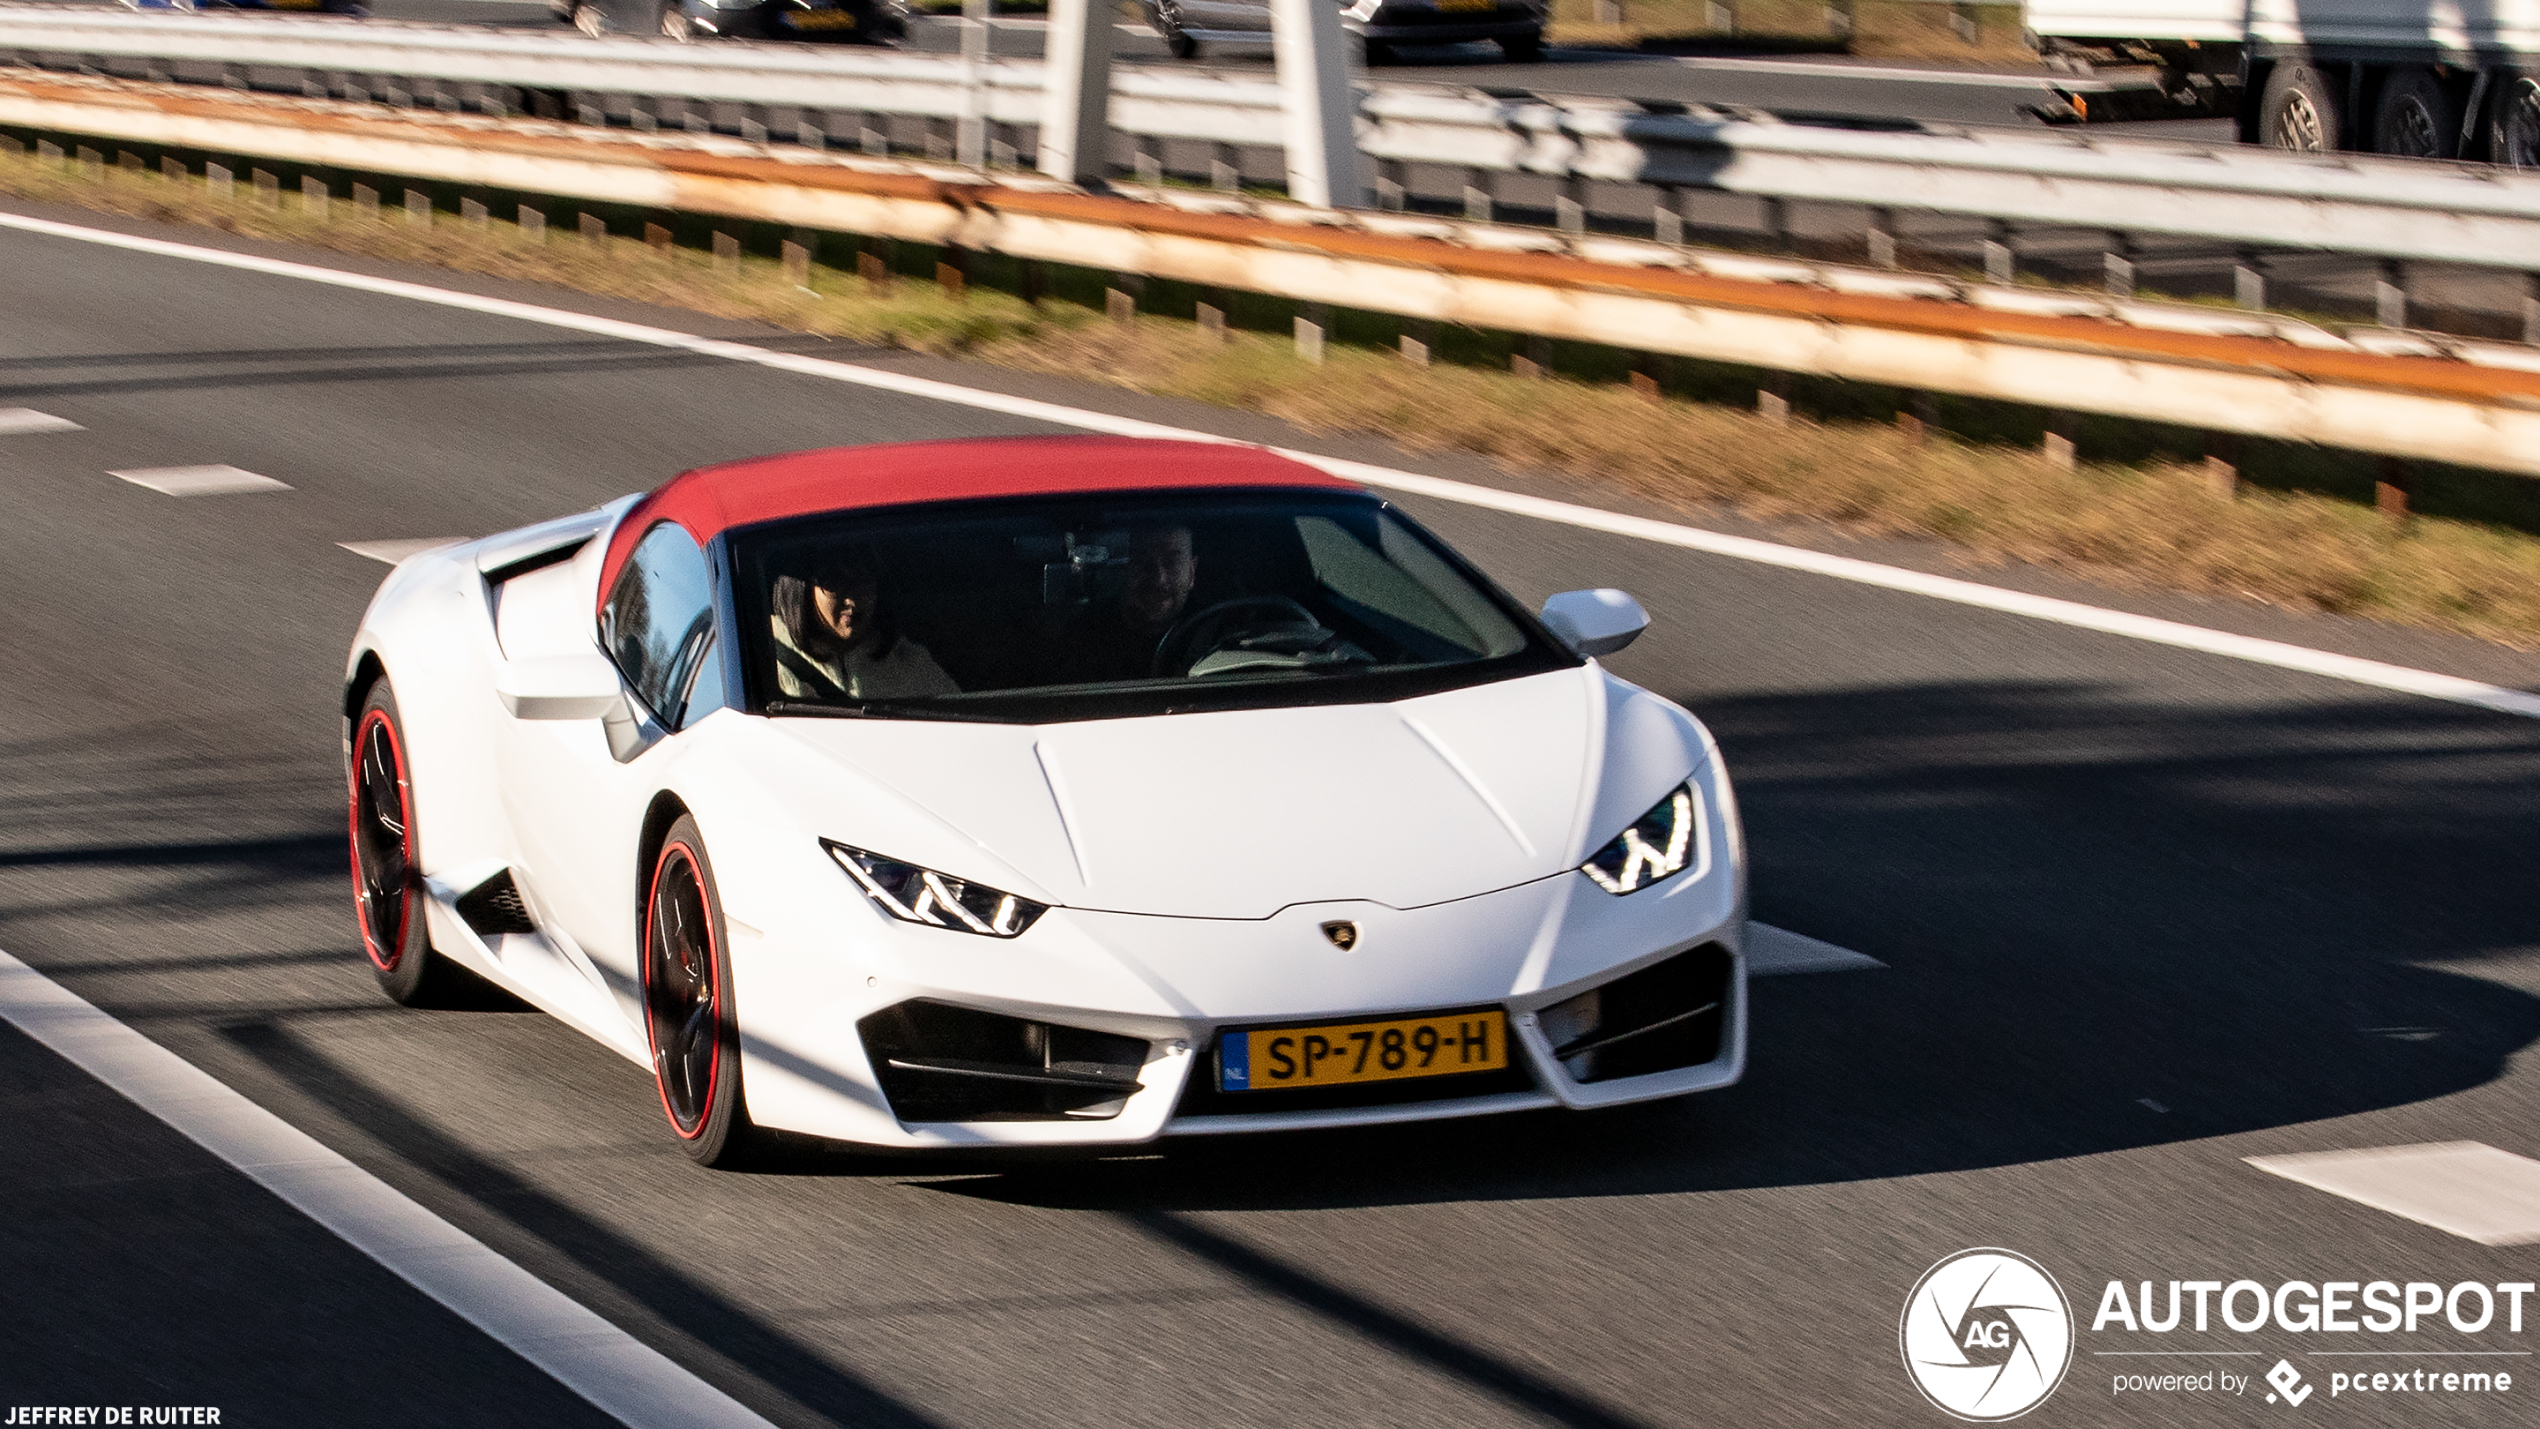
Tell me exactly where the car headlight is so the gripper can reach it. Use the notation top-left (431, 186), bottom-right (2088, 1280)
top-left (824, 840), bottom-right (1047, 937)
top-left (1579, 778), bottom-right (1707, 894)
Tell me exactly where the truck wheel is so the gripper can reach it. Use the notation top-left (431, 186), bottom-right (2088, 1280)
top-left (2491, 75), bottom-right (2540, 169)
top-left (2373, 67), bottom-right (2458, 158)
top-left (2259, 61), bottom-right (2340, 152)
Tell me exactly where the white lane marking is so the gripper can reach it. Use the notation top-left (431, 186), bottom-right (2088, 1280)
top-left (0, 406), bottom-right (82, 434)
top-left (2245, 1142), bottom-right (2540, 1247)
top-left (2, 210), bottom-right (2533, 722)
top-left (112, 464), bottom-right (292, 496)
top-left (1747, 922), bottom-right (1885, 975)
top-left (0, 947), bottom-right (780, 1429)
top-left (340, 537), bottom-right (468, 564)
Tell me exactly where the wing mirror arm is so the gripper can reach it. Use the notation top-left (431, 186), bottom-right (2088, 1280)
top-left (1540, 588), bottom-right (1650, 658)
top-left (497, 652), bottom-right (628, 721)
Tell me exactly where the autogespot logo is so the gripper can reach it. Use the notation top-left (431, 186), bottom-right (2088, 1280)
top-left (1902, 1248), bottom-right (2077, 1421)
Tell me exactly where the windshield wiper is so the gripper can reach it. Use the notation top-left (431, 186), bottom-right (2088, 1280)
top-left (764, 698), bottom-right (989, 723)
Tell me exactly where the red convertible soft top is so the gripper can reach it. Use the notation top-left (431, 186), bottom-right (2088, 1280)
top-left (597, 436), bottom-right (1357, 608)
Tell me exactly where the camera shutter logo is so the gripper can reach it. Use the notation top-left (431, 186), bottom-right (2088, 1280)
top-left (1900, 1248), bottom-right (2075, 1421)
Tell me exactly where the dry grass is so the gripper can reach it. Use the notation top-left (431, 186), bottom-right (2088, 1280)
top-left (7, 146), bottom-right (2540, 647)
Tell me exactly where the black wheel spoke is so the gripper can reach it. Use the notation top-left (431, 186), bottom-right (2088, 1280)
top-left (350, 713), bottom-right (415, 967)
top-left (646, 847), bottom-right (721, 1136)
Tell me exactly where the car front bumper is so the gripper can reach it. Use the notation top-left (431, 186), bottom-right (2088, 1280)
top-left (729, 845), bottom-right (1747, 1150)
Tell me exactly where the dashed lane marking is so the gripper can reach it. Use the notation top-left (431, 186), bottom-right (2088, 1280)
top-left (2246, 1142), bottom-right (2540, 1246)
top-left (339, 537), bottom-right (467, 564)
top-left (0, 946), bottom-right (781, 1429)
top-left (0, 407), bottom-right (82, 434)
top-left (1747, 923), bottom-right (1887, 975)
top-left (111, 464), bottom-right (292, 496)
top-left (4, 210), bottom-right (2535, 722)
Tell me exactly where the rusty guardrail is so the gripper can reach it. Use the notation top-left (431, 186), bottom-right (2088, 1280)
top-left (4, 70), bottom-right (2536, 477)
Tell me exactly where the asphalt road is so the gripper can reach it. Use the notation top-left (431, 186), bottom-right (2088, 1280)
top-left (3, 197), bottom-right (2540, 1428)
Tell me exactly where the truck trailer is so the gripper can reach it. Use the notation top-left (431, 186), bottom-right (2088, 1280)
top-left (2024, 0), bottom-right (2538, 165)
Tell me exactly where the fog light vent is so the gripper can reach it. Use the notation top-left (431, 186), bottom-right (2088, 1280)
top-left (1541, 944), bottom-right (1730, 1083)
top-left (858, 1000), bottom-right (1149, 1123)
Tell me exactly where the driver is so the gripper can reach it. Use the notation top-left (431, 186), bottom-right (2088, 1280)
top-left (1054, 524), bottom-right (1198, 682)
top-left (769, 553), bottom-right (958, 701)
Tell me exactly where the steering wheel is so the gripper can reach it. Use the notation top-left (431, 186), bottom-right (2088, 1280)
top-left (1151, 596), bottom-right (1322, 677)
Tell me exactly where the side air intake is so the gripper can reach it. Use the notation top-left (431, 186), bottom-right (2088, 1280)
top-left (456, 870), bottom-right (538, 937)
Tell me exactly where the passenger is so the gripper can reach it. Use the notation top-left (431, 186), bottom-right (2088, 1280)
top-left (1055, 525), bottom-right (1199, 681)
top-left (769, 556), bottom-right (958, 701)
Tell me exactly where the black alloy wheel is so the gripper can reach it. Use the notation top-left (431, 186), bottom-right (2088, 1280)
top-left (350, 679), bottom-right (451, 1005)
top-left (643, 814), bottom-right (755, 1165)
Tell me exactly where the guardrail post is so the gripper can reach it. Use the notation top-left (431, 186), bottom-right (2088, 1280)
top-left (2202, 433), bottom-right (2240, 499)
top-left (1866, 208), bottom-right (1896, 269)
top-left (958, 0), bottom-right (990, 170)
top-left (2375, 260), bottom-right (2407, 328)
top-left (2375, 456), bottom-right (2411, 525)
top-left (2103, 237), bottom-right (2134, 299)
top-left (1653, 188), bottom-right (1683, 245)
top-left (2525, 274), bottom-right (2539, 346)
top-left (1037, 0), bottom-right (1113, 185)
top-left (2233, 252), bottom-right (2265, 310)
top-left (1464, 172), bottom-right (1493, 223)
top-left (1981, 221), bottom-right (2012, 284)
top-left (1270, 0), bottom-right (1363, 208)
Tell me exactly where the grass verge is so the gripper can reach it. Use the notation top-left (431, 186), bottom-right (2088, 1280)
top-left (6, 144), bottom-right (2539, 649)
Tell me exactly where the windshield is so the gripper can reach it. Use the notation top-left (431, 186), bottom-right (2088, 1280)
top-left (731, 490), bottom-right (1574, 722)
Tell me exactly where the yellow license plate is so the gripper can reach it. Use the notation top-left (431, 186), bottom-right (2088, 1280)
top-left (1218, 1009), bottom-right (1507, 1091)
top-left (1436, 0), bottom-right (1497, 12)
top-left (788, 8), bottom-right (858, 26)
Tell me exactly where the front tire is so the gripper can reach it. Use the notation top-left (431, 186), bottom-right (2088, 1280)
top-left (643, 815), bottom-right (756, 1167)
top-left (1497, 29), bottom-right (1543, 62)
top-left (350, 679), bottom-right (456, 1006)
top-left (2259, 60), bottom-right (2339, 152)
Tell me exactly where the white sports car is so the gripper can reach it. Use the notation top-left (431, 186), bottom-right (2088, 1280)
top-left (345, 437), bottom-right (1746, 1164)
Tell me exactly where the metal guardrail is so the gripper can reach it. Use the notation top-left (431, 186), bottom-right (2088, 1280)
top-left (5, 70), bottom-right (2540, 477)
top-left (5, 2), bottom-right (2540, 282)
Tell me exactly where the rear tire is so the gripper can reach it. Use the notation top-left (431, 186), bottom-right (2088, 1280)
top-left (349, 680), bottom-right (457, 1006)
top-left (2373, 66), bottom-right (2458, 158)
top-left (2259, 60), bottom-right (2340, 152)
top-left (2489, 74), bottom-right (2540, 169)
top-left (1497, 29), bottom-right (1543, 62)
top-left (643, 815), bottom-right (757, 1167)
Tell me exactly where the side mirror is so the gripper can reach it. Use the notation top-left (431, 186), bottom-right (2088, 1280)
top-left (1541, 589), bottom-right (1650, 658)
top-left (498, 652), bottom-right (625, 720)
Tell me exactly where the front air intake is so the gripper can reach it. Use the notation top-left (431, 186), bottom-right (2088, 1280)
top-left (858, 1000), bottom-right (1149, 1123)
top-left (1538, 944), bottom-right (1731, 1084)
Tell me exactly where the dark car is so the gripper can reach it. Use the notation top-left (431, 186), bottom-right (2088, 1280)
top-left (1142, 0), bottom-right (1543, 63)
top-left (560, 0), bottom-right (909, 43)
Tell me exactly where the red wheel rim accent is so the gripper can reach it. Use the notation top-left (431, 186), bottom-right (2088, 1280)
top-left (348, 708), bottom-right (417, 972)
top-left (643, 841), bottom-right (722, 1138)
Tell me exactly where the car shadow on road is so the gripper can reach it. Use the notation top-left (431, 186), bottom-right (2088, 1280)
top-left (922, 678), bottom-right (2540, 1213)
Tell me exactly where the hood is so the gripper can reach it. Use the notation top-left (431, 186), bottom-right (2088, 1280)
top-left (772, 666), bottom-right (1609, 919)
